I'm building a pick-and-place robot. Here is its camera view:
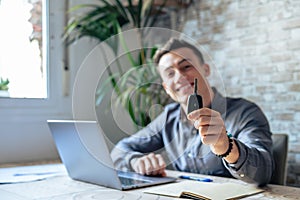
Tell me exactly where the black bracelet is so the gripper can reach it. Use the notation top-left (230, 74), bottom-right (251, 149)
top-left (215, 135), bottom-right (233, 158)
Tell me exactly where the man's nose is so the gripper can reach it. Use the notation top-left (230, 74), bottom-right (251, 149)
top-left (174, 70), bottom-right (187, 83)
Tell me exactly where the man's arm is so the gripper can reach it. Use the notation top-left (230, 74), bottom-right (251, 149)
top-left (111, 111), bottom-right (168, 174)
top-left (223, 104), bottom-right (274, 186)
top-left (188, 103), bottom-right (273, 186)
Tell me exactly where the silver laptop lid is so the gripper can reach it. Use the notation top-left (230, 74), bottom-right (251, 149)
top-left (47, 120), bottom-right (123, 190)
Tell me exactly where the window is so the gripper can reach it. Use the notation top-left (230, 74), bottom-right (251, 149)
top-left (0, 0), bottom-right (46, 98)
top-left (0, 0), bottom-right (73, 164)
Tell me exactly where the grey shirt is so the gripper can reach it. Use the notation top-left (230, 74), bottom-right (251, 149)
top-left (111, 88), bottom-right (274, 186)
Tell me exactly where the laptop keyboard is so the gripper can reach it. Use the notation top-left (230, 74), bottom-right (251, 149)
top-left (119, 176), bottom-right (151, 186)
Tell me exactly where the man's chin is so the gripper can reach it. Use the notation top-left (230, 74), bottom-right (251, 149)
top-left (167, 91), bottom-right (190, 104)
top-left (175, 95), bottom-right (188, 105)
top-left (178, 87), bottom-right (193, 95)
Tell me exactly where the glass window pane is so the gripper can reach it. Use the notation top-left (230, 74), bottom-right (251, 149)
top-left (0, 0), bottom-right (46, 98)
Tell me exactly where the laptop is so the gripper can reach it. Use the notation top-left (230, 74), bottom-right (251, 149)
top-left (47, 120), bottom-right (176, 190)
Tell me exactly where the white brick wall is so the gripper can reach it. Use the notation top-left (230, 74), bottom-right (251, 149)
top-left (182, 0), bottom-right (300, 186)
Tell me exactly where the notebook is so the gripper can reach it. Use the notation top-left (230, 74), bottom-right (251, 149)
top-left (144, 180), bottom-right (264, 200)
top-left (47, 120), bottom-right (176, 190)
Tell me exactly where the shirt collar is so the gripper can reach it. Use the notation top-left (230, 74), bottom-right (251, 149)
top-left (180, 106), bottom-right (189, 123)
top-left (210, 87), bottom-right (227, 116)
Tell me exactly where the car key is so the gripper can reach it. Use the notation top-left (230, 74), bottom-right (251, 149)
top-left (187, 78), bottom-right (203, 114)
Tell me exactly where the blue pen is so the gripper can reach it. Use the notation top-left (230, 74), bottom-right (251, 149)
top-left (179, 175), bottom-right (213, 182)
top-left (13, 172), bottom-right (57, 176)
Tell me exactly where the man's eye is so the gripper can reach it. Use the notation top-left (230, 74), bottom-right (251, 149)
top-left (183, 65), bottom-right (192, 70)
top-left (167, 71), bottom-right (175, 77)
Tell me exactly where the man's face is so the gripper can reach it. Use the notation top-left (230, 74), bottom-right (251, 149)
top-left (157, 47), bottom-right (210, 105)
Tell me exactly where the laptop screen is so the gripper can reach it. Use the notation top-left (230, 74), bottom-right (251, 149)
top-left (47, 120), bottom-right (176, 190)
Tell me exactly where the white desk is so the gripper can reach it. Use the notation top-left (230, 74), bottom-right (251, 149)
top-left (1, 163), bottom-right (300, 200)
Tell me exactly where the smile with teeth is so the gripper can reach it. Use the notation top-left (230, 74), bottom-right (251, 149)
top-left (176, 82), bottom-right (194, 92)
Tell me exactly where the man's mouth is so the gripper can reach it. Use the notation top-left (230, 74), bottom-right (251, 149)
top-left (175, 82), bottom-right (194, 92)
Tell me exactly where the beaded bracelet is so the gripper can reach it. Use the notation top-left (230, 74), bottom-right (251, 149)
top-left (215, 134), bottom-right (233, 158)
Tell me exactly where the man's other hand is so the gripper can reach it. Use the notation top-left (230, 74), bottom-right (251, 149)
top-left (130, 153), bottom-right (166, 176)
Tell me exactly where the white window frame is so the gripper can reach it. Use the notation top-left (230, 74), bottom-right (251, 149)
top-left (0, 0), bottom-right (72, 163)
top-left (0, 0), bottom-right (70, 112)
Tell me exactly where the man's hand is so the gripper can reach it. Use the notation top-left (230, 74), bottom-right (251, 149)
top-left (187, 107), bottom-right (239, 163)
top-left (187, 107), bottom-right (227, 147)
top-left (130, 153), bottom-right (166, 176)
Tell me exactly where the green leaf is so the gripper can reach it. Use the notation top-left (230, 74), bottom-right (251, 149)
top-left (95, 73), bottom-right (120, 105)
top-left (64, 0), bottom-right (169, 128)
top-left (0, 78), bottom-right (9, 91)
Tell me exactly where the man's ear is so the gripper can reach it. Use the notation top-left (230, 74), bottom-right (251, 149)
top-left (203, 64), bottom-right (211, 77)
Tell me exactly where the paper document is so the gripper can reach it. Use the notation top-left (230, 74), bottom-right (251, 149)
top-left (0, 164), bottom-right (67, 184)
top-left (144, 180), bottom-right (264, 200)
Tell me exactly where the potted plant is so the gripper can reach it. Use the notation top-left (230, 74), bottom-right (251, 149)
top-left (0, 77), bottom-right (10, 97)
top-left (64, 0), bottom-right (173, 129)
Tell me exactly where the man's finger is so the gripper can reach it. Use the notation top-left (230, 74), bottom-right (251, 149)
top-left (143, 157), bottom-right (153, 175)
top-left (156, 154), bottom-right (167, 176)
top-left (136, 159), bottom-right (146, 174)
top-left (156, 154), bottom-right (166, 168)
top-left (187, 108), bottom-right (220, 120)
top-left (148, 154), bottom-right (160, 175)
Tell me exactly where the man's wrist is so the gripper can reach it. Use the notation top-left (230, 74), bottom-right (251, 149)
top-left (211, 131), bottom-right (231, 155)
top-left (214, 135), bottom-right (233, 158)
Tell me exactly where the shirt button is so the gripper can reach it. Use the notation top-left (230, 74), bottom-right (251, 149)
top-left (192, 130), bottom-right (197, 134)
top-left (188, 153), bottom-right (193, 158)
top-left (240, 174), bottom-right (245, 178)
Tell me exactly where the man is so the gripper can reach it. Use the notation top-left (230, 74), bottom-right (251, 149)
top-left (111, 37), bottom-right (274, 186)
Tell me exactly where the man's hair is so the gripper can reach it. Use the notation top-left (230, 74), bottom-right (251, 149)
top-left (153, 37), bottom-right (205, 65)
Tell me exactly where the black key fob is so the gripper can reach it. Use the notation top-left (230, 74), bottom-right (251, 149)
top-left (187, 78), bottom-right (203, 114)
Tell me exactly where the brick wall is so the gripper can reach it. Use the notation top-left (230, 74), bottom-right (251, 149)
top-left (181, 0), bottom-right (300, 186)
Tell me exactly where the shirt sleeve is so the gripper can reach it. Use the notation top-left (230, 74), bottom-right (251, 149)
top-left (223, 102), bottom-right (274, 186)
top-left (110, 111), bottom-right (167, 171)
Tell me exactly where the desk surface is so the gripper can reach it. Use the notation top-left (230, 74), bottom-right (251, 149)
top-left (0, 163), bottom-right (300, 200)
